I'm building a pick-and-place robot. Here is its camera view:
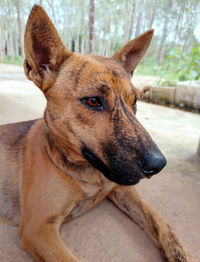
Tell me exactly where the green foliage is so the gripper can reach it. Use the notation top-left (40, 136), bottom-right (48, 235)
top-left (2, 55), bottom-right (23, 66)
top-left (135, 57), bottom-right (157, 76)
top-left (161, 46), bottom-right (200, 81)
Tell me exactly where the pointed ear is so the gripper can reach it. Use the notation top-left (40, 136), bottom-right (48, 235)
top-left (24, 5), bottom-right (72, 91)
top-left (112, 30), bottom-right (154, 75)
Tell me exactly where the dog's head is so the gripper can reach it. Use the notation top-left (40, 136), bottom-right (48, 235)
top-left (24, 5), bottom-right (166, 185)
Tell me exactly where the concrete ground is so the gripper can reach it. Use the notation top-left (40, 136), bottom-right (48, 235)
top-left (0, 64), bottom-right (200, 262)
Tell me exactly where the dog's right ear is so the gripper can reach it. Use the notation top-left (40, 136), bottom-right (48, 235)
top-left (24, 5), bottom-right (72, 91)
top-left (112, 30), bottom-right (154, 76)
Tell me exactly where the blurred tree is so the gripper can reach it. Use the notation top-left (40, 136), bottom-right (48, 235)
top-left (6, 0), bottom-right (14, 62)
top-left (122, 0), bottom-right (129, 43)
top-left (135, 0), bottom-right (144, 37)
top-left (81, 0), bottom-right (86, 53)
top-left (16, 0), bottom-right (25, 59)
top-left (0, 27), bottom-right (4, 61)
top-left (128, 0), bottom-right (136, 41)
top-left (157, 0), bottom-right (173, 66)
top-left (0, 0), bottom-right (199, 74)
top-left (88, 0), bottom-right (94, 53)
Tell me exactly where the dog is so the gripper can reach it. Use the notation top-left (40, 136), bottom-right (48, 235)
top-left (0, 5), bottom-right (194, 262)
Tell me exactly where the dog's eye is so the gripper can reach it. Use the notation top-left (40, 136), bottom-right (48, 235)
top-left (81, 97), bottom-right (103, 109)
top-left (86, 97), bottom-right (100, 107)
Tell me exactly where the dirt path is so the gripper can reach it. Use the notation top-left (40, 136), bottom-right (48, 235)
top-left (0, 64), bottom-right (200, 262)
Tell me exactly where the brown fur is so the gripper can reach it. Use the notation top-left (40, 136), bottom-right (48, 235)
top-left (0, 5), bottom-right (194, 262)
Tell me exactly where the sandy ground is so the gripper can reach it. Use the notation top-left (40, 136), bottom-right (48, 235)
top-left (0, 64), bottom-right (200, 262)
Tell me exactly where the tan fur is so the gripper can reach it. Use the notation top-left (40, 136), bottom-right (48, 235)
top-left (0, 5), bottom-right (194, 262)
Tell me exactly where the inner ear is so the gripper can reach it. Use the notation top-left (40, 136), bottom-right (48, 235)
top-left (125, 48), bottom-right (144, 75)
top-left (33, 41), bottom-right (51, 69)
top-left (30, 20), bottom-right (57, 71)
top-left (24, 5), bottom-right (71, 87)
top-left (112, 29), bottom-right (154, 75)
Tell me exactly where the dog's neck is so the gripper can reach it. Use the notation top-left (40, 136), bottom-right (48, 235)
top-left (43, 124), bottom-right (85, 169)
top-left (42, 123), bottom-right (110, 189)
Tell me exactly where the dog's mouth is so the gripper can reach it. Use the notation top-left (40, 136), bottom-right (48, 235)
top-left (82, 147), bottom-right (144, 186)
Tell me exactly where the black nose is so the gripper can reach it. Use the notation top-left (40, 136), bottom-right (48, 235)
top-left (139, 153), bottom-right (167, 177)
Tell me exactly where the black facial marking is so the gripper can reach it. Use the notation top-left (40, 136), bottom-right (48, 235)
top-left (103, 141), bottom-right (142, 181)
top-left (82, 146), bottom-right (141, 185)
top-left (74, 61), bottom-right (89, 85)
top-left (114, 100), bottom-right (154, 156)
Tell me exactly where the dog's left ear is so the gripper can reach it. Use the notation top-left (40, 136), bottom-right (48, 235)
top-left (24, 5), bottom-right (72, 91)
top-left (112, 30), bottom-right (154, 75)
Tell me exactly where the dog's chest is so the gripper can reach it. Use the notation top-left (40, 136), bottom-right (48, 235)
top-left (66, 177), bottom-right (114, 221)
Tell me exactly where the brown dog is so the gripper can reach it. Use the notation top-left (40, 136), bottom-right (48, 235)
top-left (0, 5), bottom-right (194, 262)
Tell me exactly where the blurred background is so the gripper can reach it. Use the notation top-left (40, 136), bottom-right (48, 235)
top-left (0, 1), bottom-right (200, 262)
top-left (0, 0), bottom-right (200, 84)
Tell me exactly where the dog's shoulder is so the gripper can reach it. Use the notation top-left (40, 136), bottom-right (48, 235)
top-left (0, 119), bottom-right (39, 149)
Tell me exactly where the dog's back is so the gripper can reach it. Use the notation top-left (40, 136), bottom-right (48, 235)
top-left (0, 120), bottom-right (37, 223)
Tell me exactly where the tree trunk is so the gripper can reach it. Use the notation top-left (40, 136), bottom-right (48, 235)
top-left (81, 0), bottom-right (85, 53)
top-left (135, 0), bottom-right (145, 37)
top-left (14, 33), bottom-right (19, 57)
top-left (101, 0), bottom-right (111, 55)
top-left (122, 0), bottom-right (129, 43)
top-left (0, 28), bottom-right (4, 61)
top-left (148, 0), bottom-right (157, 29)
top-left (8, 31), bottom-right (14, 62)
top-left (128, 0), bottom-right (136, 41)
top-left (88, 0), bottom-right (95, 54)
top-left (16, 0), bottom-right (24, 59)
top-left (7, 0), bottom-right (14, 62)
top-left (157, 0), bottom-right (173, 66)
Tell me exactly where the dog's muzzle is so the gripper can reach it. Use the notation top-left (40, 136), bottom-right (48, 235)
top-left (82, 147), bottom-right (167, 186)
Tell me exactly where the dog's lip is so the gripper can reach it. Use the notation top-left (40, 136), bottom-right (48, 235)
top-left (108, 172), bottom-right (142, 185)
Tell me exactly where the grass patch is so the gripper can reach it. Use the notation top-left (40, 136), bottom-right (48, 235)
top-left (135, 63), bottom-right (156, 76)
top-left (135, 60), bottom-right (178, 87)
top-left (2, 55), bottom-right (23, 66)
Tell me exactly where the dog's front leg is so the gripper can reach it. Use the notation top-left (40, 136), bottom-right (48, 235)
top-left (19, 166), bottom-right (81, 262)
top-left (108, 186), bottom-right (194, 262)
top-left (20, 220), bottom-right (78, 262)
